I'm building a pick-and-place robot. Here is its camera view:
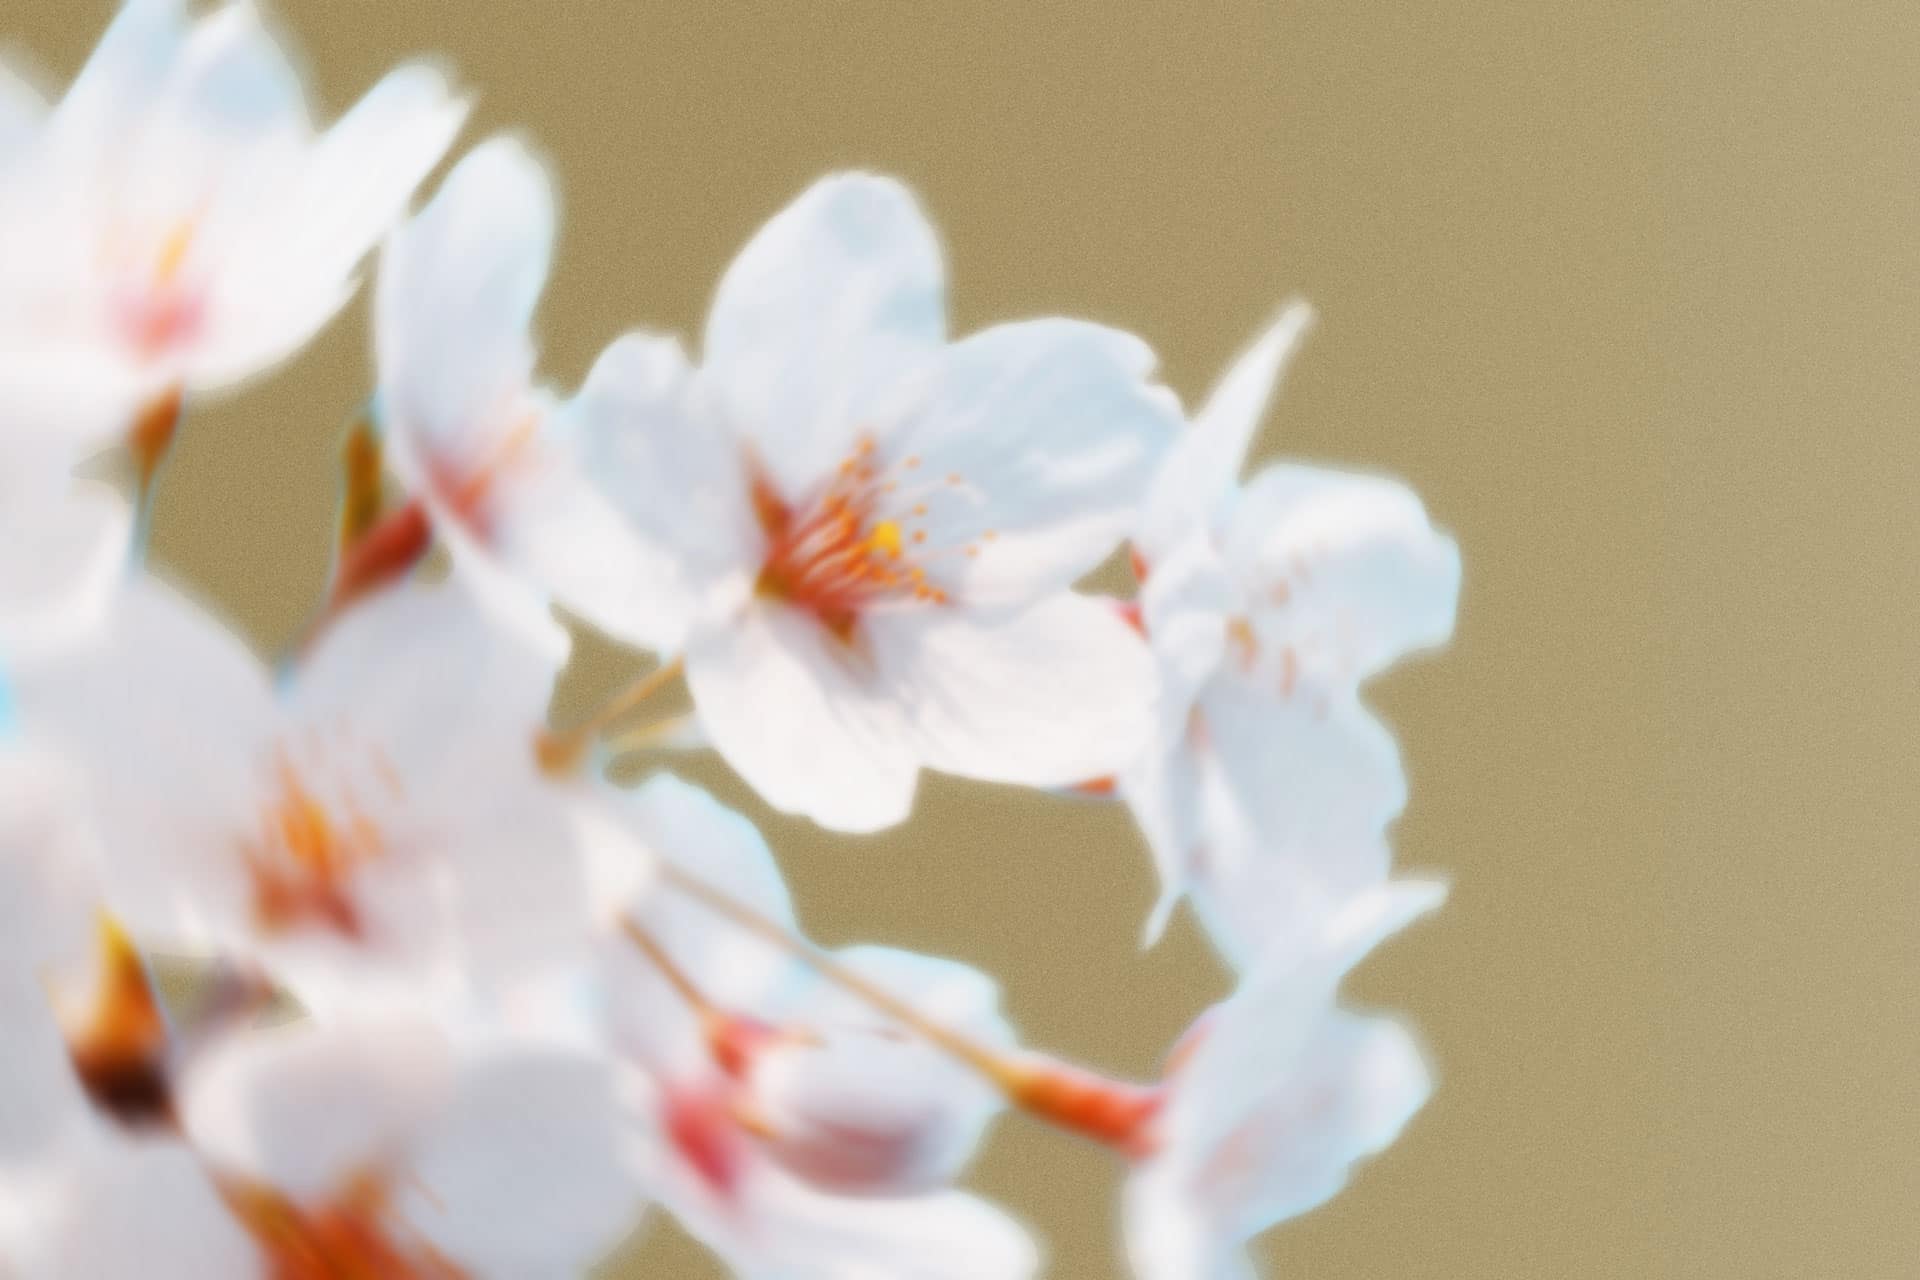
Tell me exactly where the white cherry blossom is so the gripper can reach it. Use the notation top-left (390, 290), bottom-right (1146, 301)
top-left (569, 173), bottom-right (1177, 831)
top-left (20, 1015), bottom-right (643, 1280)
top-left (373, 136), bottom-right (688, 660)
top-left (1123, 880), bottom-right (1443, 1280)
top-left (1121, 312), bottom-right (1460, 966)
top-left (0, 0), bottom-right (466, 416)
top-left (11, 571), bottom-right (596, 1014)
top-left (589, 773), bottom-right (1036, 1277)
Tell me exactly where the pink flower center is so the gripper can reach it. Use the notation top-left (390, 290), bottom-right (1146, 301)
top-left (112, 219), bottom-right (207, 359)
top-left (423, 413), bottom-right (543, 546)
top-left (751, 437), bottom-right (993, 640)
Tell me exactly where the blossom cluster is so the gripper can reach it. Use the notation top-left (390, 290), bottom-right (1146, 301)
top-left (0, 3), bottom-right (1461, 1277)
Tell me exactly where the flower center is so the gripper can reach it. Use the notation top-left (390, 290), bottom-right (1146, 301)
top-left (111, 218), bottom-right (207, 359)
top-left (751, 438), bottom-right (992, 640)
top-left (241, 744), bottom-right (401, 940)
top-left (222, 1169), bottom-right (469, 1280)
top-left (424, 411), bottom-right (543, 546)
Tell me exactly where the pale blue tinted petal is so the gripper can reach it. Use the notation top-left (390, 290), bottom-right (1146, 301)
top-left (703, 172), bottom-right (945, 500)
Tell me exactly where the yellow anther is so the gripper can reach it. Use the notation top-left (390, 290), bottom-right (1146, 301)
top-left (868, 520), bottom-right (903, 558)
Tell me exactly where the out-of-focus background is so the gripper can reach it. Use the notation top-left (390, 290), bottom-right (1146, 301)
top-left (12, 2), bottom-right (1919, 1276)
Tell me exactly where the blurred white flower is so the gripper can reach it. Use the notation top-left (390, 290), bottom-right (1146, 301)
top-left (1123, 880), bottom-right (1443, 1280)
top-left (22, 1015), bottom-right (642, 1279)
top-left (567, 173), bottom-right (1177, 831)
top-left (373, 136), bottom-right (692, 661)
top-left (11, 572), bottom-right (595, 1013)
top-left (1120, 312), bottom-right (1460, 966)
top-left (0, 768), bottom-right (205, 1280)
top-left (590, 774), bottom-right (1036, 1277)
top-left (0, 0), bottom-right (465, 417)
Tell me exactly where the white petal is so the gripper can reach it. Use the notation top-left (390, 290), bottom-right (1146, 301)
top-left (427, 494), bottom-right (577, 666)
top-left (372, 139), bottom-right (582, 659)
top-left (652, 1135), bottom-right (1039, 1280)
top-left (748, 946), bottom-right (1013, 1194)
top-left (157, 1), bottom-right (306, 128)
top-left (1123, 536), bottom-right (1239, 944)
top-left (1138, 533), bottom-right (1239, 725)
top-left (1128, 1011), bottom-right (1428, 1280)
top-left (287, 580), bottom-right (591, 990)
top-left (867, 593), bottom-right (1157, 790)
top-left (1223, 1010), bottom-right (1431, 1233)
top-left (289, 578), bottom-right (556, 788)
top-left (546, 333), bottom-right (756, 652)
top-left (1169, 879), bottom-right (1444, 1158)
top-left (0, 748), bottom-right (103, 993)
top-left (1120, 734), bottom-right (1206, 949)
top-left (377, 135), bottom-right (550, 475)
top-left (35, 1139), bottom-right (257, 1280)
top-left (1135, 301), bottom-right (1314, 565)
top-left (703, 172), bottom-right (946, 500)
top-left (734, 1183), bottom-right (1040, 1280)
top-left (0, 60), bottom-right (45, 166)
top-left (229, 62), bottom-right (465, 312)
top-left (48, 0), bottom-right (187, 153)
top-left (117, 1), bottom-right (309, 232)
top-left (0, 989), bottom-right (93, 1174)
top-left (182, 1015), bottom-right (450, 1201)
top-left (1122, 1165), bottom-right (1259, 1280)
top-left (0, 483), bottom-right (131, 662)
top-left (686, 602), bottom-right (919, 833)
top-left (1223, 464), bottom-right (1460, 686)
top-left (0, 350), bottom-right (152, 456)
top-left (9, 571), bottom-right (275, 940)
top-left (1179, 681), bottom-right (1408, 970)
top-left (887, 318), bottom-right (1178, 603)
top-left (401, 1046), bottom-right (643, 1276)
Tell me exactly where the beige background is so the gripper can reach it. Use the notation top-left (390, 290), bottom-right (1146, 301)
top-left (13, 1), bottom-right (1920, 1276)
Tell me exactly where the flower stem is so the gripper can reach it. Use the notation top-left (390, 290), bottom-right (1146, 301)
top-left (601, 712), bottom-right (702, 759)
top-left (655, 862), bottom-right (1163, 1150)
top-left (617, 914), bottom-right (716, 1018)
top-left (536, 657), bottom-right (686, 775)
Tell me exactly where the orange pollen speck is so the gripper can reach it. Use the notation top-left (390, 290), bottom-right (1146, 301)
top-left (750, 439), bottom-right (973, 638)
